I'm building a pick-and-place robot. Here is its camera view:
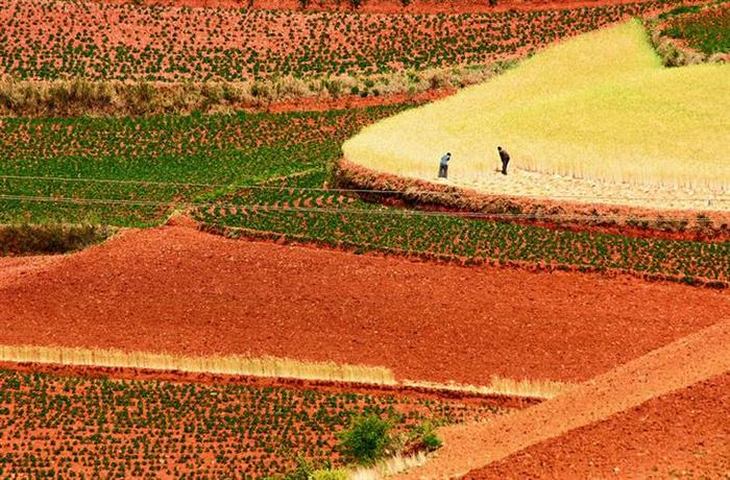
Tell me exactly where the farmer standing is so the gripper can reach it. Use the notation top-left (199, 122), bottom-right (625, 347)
top-left (498, 146), bottom-right (510, 175)
top-left (439, 152), bottom-right (451, 179)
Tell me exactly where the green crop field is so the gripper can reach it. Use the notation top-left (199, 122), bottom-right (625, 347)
top-left (0, 106), bottom-right (408, 225)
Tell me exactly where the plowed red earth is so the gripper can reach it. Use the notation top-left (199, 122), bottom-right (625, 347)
top-left (397, 316), bottom-right (730, 478)
top-left (0, 225), bottom-right (728, 386)
top-left (468, 372), bottom-right (730, 479)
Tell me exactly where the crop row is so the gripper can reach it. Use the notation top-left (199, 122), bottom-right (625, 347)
top-left (0, 368), bottom-right (503, 477)
top-left (0, 0), bottom-right (684, 81)
top-left (197, 191), bottom-right (730, 285)
top-left (0, 106), bottom-right (406, 225)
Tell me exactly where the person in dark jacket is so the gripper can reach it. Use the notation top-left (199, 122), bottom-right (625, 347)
top-left (497, 146), bottom-right (510, 175)
top-left (438, 152), bottom-right (451, 179)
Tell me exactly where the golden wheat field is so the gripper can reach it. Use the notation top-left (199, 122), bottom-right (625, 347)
top-left (343, 20), bottom-right (730, 197)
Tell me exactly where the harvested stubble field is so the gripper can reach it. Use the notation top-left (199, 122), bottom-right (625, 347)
top-left (0, 0), bottom-right (683, 81)
top-left (0, 365), bottom-right (508, 478)
top-left (1, 224), bottom-right (728, 387)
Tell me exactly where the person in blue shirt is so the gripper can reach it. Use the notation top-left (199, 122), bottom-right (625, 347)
top-left (438, 152), bottom-right (451, 179)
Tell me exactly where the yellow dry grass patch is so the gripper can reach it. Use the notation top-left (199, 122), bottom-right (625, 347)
top-left (343, 20), bottom-right (730, 191)
top-left (0, 344), bottom-right (396, 385)
top-left (349, 452), bottom-right (430, 480)
top-left (0, 345), bottom-right (571, 400)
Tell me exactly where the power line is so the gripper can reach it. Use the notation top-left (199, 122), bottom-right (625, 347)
top-left (0, 174), bottom-right (728, 202)
top-left (0, 193), bottom-right (725, 222)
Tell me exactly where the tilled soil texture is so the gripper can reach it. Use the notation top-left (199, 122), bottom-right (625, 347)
top-left (397, 316), bottom-right (730, 479)
top-left (0, 0), bottom-right (680, 81)
top-left (467, 372), bottom-right (730, 479)
top-left (0, 226), bottom-right (728, 385)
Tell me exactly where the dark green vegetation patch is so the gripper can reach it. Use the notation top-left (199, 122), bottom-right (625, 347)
top-left (662, 2), bottom-right (730, 54)
top-left (0, 223), bottom-right (111, 255)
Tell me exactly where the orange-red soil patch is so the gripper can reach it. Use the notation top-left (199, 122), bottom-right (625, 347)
top-left (467, 372), bottom-right (730, 479)
top-left (397, 316), bottom-right (730, 478)
top-left (0, 255), bottom-right (64, 289)
top-left (0, 225), bottom-right (727, 385)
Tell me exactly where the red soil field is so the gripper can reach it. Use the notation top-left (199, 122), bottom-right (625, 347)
top-left (0, 362), bottom-right (508, 478)
top-left (95, 0), bottom-right (668, 14)
top-left (468, 372), bottom-right (730, 478)
top-left (0, 0), bottom-right (673, 81)
top-left (397, 315), bottom-right (730, 478)
top-left (0, 225), bottom-right (728, 386)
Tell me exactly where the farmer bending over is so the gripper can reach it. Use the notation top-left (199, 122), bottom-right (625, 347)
top-left (498, 146), bottom-right (510, 175)
top-left (439, 152), bottom-right (451, 179)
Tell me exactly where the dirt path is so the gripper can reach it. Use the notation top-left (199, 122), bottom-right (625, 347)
top-left (396, 317), bottom-right (730, 479)
top-left (1, 226), bottom-right (727, 387)
top-left (468, 371), bottom-right (730, 478)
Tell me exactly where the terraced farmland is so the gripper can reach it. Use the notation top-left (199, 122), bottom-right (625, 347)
top-left (1, 3), bottom-right (729, 478)
top-left (0, 106), bottom-right (407, 225)
top-left (1, 105), bottom-right (728, 284)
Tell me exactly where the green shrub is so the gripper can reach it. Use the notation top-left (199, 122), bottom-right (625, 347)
top-left (337, 415), bottom-right (393, 466)
top-left (283, 456), bottom-right (315, 480)
top-left (309, 469), bottom-right (349, 480)
top-left (414, 421), bottom-right (442, 451)
top-left (658, 4), bottom-right (700, 20)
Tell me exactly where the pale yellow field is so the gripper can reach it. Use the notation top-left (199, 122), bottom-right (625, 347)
top-left (343, 20), bottom-right (730, 199)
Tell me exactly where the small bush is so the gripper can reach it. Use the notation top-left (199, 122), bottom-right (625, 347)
top-left (337, 415), bottom-right (393, 466)
top-left (309, 469), bottom-right (349, 480)
top-left (414, 421), bottom-right (442, 451)
top-left (283, 456), bottom-right (315, 480)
